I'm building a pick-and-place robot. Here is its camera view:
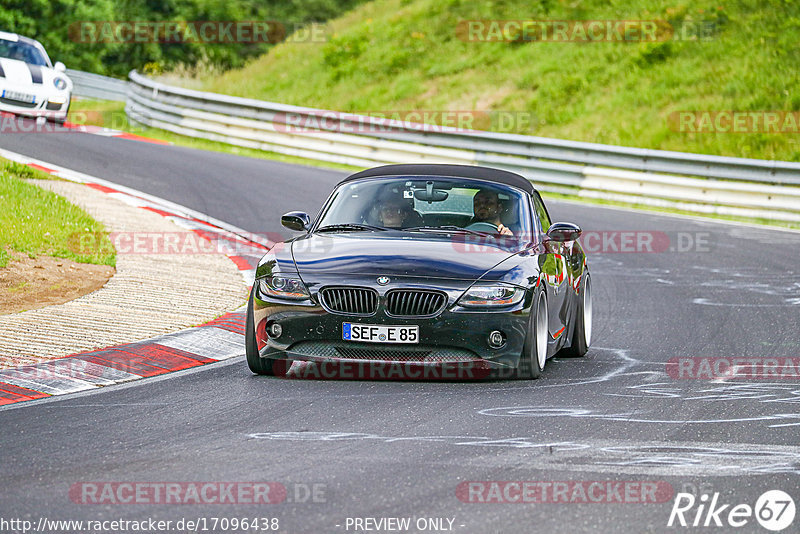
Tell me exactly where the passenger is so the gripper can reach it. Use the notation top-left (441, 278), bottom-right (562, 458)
top-left (370, 188), bottom-right (422, 228)
top-left (377, 196), bottom-right (413, 228)
top-left (9, 46), bottom-right (27, 62)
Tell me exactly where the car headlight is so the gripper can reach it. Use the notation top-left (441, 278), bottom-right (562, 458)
top-left (258, 275), bottom-right (310, 300)
top-left (53, 77), bottom-right (68, 90)
top-left (457, 283), bottom-right (525, 307)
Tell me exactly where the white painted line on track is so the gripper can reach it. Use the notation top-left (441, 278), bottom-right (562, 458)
top-left (0, 374), bottom-right (97, 395)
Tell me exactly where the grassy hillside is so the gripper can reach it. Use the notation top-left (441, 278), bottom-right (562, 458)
top-left (193, 0), bottom-right (800, 161)
top-left (3, 0), bottom-right (367, 76)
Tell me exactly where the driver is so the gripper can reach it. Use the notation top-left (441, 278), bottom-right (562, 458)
top-left (472, 189), bottom-right (513, 235)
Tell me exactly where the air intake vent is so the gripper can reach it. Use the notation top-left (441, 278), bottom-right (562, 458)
top-left (386, 290), bottom-right (447, 317)
top-left (0, 97), bottom-right (38, 108)
top-left (319, 287), bottom-right (378, 316)
top-left (290, 341), bottom-right (480, 363)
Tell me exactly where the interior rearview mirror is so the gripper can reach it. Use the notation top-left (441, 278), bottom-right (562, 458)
top-left (414, 189), bottom-right (448, 202)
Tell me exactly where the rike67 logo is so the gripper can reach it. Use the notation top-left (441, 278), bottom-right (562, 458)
top-left (668, 490), bottom-right (795, 531)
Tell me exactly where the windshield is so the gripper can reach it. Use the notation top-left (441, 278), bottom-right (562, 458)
top-left (0, 39), bottom-right (50, 66)
top-left (315, 176), bottom-right (532, 238)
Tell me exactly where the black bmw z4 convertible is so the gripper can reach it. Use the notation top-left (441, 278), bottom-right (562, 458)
top-left (246, 164), bottom-right (591, 380)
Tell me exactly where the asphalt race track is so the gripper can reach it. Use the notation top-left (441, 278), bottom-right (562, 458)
top-left (1, 129), bottom-right (799, 533)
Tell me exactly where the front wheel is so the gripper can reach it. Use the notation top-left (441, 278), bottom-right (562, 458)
top-left (245, 291), bottom-right (282, 376)
top-left (516, 290), bottom-right (548, 379)
top-left (561, 273), bottom-right (592, 358)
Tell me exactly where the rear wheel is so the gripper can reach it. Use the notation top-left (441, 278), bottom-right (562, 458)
top-left (516, 290), bottom-right (548, 379)
top-left (561, 273), bottom-right (592, 358)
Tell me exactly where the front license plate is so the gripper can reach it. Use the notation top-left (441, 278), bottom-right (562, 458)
top-left (343, 323), bottom-right (419, 344)
top-left (2, 90), bottom-right (36, 103)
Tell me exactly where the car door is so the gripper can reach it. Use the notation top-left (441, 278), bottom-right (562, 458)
top-left (532, 192), bottom-right (570, 343)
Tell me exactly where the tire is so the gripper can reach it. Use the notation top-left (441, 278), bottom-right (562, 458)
top-left (516, 290), bottom-right (548, 379)
top-left (245, 290), bottom-right (281, 376)
top-left (561, 273), bottom-right (592, 358)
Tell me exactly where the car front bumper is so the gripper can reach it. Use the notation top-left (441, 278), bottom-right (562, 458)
top-left (0, 82), bottom-right (70, 121)
top-left (251, 283), bottom-right (532, 373)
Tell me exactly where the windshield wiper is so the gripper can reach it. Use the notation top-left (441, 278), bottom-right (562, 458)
top-left (404, 225), bottom-right (489, 236)
top-left (316, 223), bottom-right (388, 233)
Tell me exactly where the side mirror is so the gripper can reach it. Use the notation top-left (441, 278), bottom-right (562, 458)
top-left (281, 211), bottom-right (311, 232)
top-left (54, 61), bottom-right (66, 72)
top-left (547, 222), bottom-right (582, 242)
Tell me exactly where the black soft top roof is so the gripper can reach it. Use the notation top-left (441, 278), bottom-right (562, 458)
top-left (339, 164), bottom-right (535, 194)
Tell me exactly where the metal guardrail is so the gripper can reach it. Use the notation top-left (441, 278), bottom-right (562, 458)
top-left (67, 69), bottom-right (128, 102)
top-left (126, 70), bottom-right (800, 222)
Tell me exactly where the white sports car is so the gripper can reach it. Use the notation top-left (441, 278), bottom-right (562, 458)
top-left (0, 31), bottom-right (72, 123)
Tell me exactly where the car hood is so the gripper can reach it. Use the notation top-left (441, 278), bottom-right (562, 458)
top-left (289, 232), bottom-right (519, 280)
top-left (0, 58), bottom-right (69, 90)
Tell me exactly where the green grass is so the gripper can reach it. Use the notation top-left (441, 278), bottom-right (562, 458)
top-left (0, 158), bottom-right (116, 268)
top-left (1, 159), bottom-right (58, 181)
top-left (178, 0), bottom-right (800, 162)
